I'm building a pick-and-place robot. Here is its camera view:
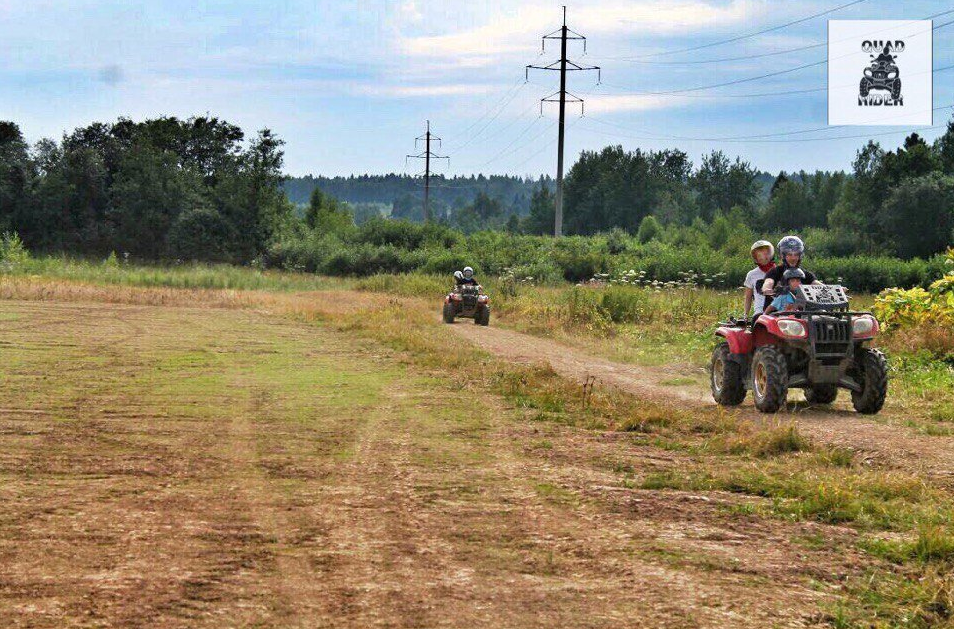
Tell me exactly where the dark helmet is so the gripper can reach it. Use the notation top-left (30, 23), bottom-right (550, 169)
top-left (777, 235), bottom-right (805, 262)
top-left (783, 267), bottom-right (806, 282)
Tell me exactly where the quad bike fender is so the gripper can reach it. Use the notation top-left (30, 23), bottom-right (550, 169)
top-left (715, 327), bottom-right (754, 355)
top-left (754, 315), bottom-right (805, 346)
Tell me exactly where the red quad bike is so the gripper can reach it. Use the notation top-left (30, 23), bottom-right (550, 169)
top-left (710, 284), bottom-right (887, 414)
top-left (443, 284), bottom-right (490, 326)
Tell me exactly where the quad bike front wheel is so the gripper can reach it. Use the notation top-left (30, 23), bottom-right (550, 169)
top-left (752, 345), bottom-right (788, 413)
top-left (442, 303), bottom-right (455, 324)
top-left (891, 78), bottom-right (901, 100)
top-left (475, 306), bottom-right (490, 326)
top-left (804, 384), bottom-right (838, 405)
top-left (710, 342), bottom-right (745, 406)
top-left (851, 348), bottom-right (888, 414)
top-left (860, 78), bottom-right (871, 97)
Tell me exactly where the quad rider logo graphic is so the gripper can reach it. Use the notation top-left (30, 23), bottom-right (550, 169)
top-left (859, 40), bottom-right (903, 106)
top-left (828, 20), bottom-right (932, 126)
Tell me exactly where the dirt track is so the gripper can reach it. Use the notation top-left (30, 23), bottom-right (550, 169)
top-left (0, 298), bottom-right (870, 628)
top-left (450, 324), bottom-right (954, 481)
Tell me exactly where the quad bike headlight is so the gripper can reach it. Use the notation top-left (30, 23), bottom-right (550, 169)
top-left (852, 315), bottom-right (878, 337)
top-left (777, 319), bottom-right (807, 338)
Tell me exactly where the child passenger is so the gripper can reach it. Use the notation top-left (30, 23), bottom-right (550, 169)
top-left (764, 268), bottom-right (806, 315)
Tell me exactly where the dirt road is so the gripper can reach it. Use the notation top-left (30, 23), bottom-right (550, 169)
top-left (450, 324), bottom-right (954, 481)
top-left (0, 298), bottom-right (867, 627)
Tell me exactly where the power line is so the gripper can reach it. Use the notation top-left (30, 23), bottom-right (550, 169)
top-left (482, 119), bottom-right (556, 168)
top-left (578, 116), bottom-right (949, 145)
top-left (633, 0), bottom-right (868, 60)
top-left (587, 60), bottom-right (954, 102)
top-left (605, 19), bottom-right (947, 97)
top-left (478, 116), bottom-right (545, 167)
top-left (595, 8), bottom-right (954, 65)
top-left (526, 6), bottom-right (600, 237)
top-left (584, 103), bottom-right (953, 143)
top-left (449, 81), bottom-right (529, 153)
top-left (405, 120), bottom-right (449, 221)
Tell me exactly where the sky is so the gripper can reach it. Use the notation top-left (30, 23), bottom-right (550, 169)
top-left (1, 0), bottom-right (952, 177)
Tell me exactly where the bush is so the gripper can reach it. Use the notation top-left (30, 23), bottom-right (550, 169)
top-left (167, 208), bottom-right (238, 263)
top-left (599, 286), bottom-right (649, 323)
top-left (355, 217), bottom-right (459, 250)
top-left (552, 237), bottom-right (608, 281)
top-left (874, 248), bottom-right (954, 359)
top-left (0, 232), bottom-right (30, 269)
top-left (636, 217), bottom-right (662, 244)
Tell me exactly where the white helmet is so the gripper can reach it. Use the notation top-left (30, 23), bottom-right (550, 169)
top-left (463, 266), bottom-right (474, 279)
top-left (750, 240), bottom-right (774, 260)
top-left (454, 270), bottom-right (463, 280)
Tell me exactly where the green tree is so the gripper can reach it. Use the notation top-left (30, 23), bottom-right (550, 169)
top-left (306, 186), bottom-right (352, 234)
top-left (636, 215), bottom-right (662, 243)
top-left (879, 173), bottom-right (954, 259)
top-left (167, 206), bottom-right (238, 262)
top-left (762, 179), bottom-right (810, 231)
top-left (32, 146), bottom-right (110, 253)
top-left (693, 151), bottom-right (760, 222)
top-left (0, 122), bottom-right (33, 236)
top-left (109, 142), bottom-right (201, 259)
top-left (524, 184), bottom-right (554, 235)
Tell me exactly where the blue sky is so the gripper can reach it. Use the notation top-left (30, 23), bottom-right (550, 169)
top-left (1, 0), bottom-right (952, 177)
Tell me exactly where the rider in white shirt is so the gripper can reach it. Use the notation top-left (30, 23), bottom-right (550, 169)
top-left (743, 240), bottom-right (776, 320)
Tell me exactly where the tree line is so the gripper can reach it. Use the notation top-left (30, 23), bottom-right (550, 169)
top-left (0, 117), bottom-right (291, 263)
top-left (1, 114), bottom-right (951, 265)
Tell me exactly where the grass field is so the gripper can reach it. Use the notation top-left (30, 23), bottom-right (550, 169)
top-left (2, 268), bottom-right (953, 627)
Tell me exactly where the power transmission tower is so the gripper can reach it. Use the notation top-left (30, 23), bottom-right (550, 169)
top-left (406, 120), bottom-right (449, 222)
top-left (526, 6), bottom-right (599, 237)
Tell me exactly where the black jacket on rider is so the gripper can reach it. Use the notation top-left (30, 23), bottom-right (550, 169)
top-left (764, 263), bottom-right (816, 288)
top-left (455, 277), bottom-right (478, 286)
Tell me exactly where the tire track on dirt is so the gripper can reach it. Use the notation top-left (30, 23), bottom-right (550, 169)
top-left (449, 324), bottom-right (954, 481)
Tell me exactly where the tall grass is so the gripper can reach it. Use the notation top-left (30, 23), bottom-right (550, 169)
top-left (1, 254), bottom-right (350, 292)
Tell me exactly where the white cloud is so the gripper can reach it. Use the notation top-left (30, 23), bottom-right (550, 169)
top-left (361, 83), bottom-right (491, 97)
top-left (584, 93), bottom-right (689, 114)
top-left (400, 0), bottom-right (766, 59)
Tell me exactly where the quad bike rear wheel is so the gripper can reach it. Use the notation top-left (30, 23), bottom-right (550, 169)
top-left (752, 345), bottom-right (788, 413)
top-left (710, 342), bottom-right (745, 406)
top-left (442, 303), bottom-right (455, 324)
top-left (851, 348), bottom-right (888, 414)
top-left (804, 384), bottom-right (838, 405)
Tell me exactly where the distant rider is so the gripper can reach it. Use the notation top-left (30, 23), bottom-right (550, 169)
top-left (764, 268), bottom-right (806, 314)
top-left (743, 240), bottom-right (776, 320)
top-left (455, 266), bottom-right (479, 287)
top-left (761, 235), bottom-right (821, 297)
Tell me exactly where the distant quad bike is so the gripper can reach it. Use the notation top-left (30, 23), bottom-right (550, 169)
top-left (710, 284), bottom-right (887, 414)
top-left (443, 284), bottom-right (490, 325)
top-left (860, 51), bottom-right (901, 100)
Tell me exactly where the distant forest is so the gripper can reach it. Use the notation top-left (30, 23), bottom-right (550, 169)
top-left (283, 174), bottom-right (556, 222)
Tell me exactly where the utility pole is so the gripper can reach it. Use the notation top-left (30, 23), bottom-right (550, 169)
top-left (406, 121), bottom-right (449, 222)
top-left (526, 6), bottom-right (599, 237)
